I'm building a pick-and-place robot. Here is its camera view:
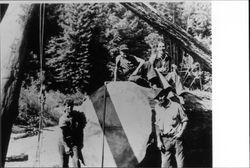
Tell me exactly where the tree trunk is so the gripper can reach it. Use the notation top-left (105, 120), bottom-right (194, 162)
top-left (121, 2), bottom-right (211, 72)
top-left (0, 4), bottom-right (36, 166)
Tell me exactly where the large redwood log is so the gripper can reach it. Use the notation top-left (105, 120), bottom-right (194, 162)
top-left (121, 2), bottom-right (211, 72)
top-left (0, 4), bottom-right (36, 166)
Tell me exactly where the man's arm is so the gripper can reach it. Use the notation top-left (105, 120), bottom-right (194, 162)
top-left (155, 105), bottom-right (164, 149)
top-left (78, 112), bottom-right (87, 148)
top-left (173, 104), bottom-right (188, 139)
top-left (156, 125), bottom-right (164, 149)
top-left (114, 56), bottom-right (120, 81)
top-left (173, 121), bottom-right (188, 139)
top-left (156, 61), bottom-right (166, 72)
top-left (59, 116), bottom-right (73, 153)
top-left (131, 56), bottom-right (145, 76)
top-left (61, 127), bottom-right (73, 154)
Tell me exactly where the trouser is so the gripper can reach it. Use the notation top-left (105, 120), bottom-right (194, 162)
top-left (58, 144), bottom-right (81, 168)
top-left (161, 137), bottom-right (184, 168)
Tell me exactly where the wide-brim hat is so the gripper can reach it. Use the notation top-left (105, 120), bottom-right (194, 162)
top-left (119, 44), bottom-right (129, 51)
top-left (154, 87), bottom-right (176, 100)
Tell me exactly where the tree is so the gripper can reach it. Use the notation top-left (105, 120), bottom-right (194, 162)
top-left (1, 4), bottom-right (37, 166)
top-left (45, 4), bottom-right (95, 93)
top-left (93, 3), bottom-right (154, 60)
top-left (150, 2), bottom-right (211, 49)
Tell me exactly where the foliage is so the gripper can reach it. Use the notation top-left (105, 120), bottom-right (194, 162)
top-left (16, 80), bottom-right (58, 127)
top-left (16, 79), bottom-right (89, 127)
top-left (21, 2), bottom-right (211, 95)
top-left (22, 4), bottom-right (62, 87)
top-left (150, 2), bottom-right (211, 49)
top-left (14, 2), bottom-right (212, 130)
top-left (45, 4), bottom-right (94, 93)
top-left (44, 3), bottom-right (155, 93)
top-left (92, 3), bottom-right (153, 59)
top-left (144, 32), bottom-right (164, 48)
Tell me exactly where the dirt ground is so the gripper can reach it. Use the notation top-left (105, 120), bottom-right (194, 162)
top-left (6, 126), bottom-right (64, 167)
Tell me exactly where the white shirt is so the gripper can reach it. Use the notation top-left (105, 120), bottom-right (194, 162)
top-left (155, 101), bottom-right (188, 135)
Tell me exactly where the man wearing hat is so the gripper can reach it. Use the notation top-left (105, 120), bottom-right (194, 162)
top-left (114, 44), bottom-right (145, 82)
top-left (58, 98), bottom-right (87, 167)
top-left (154, 87), bottom-right (188, 168)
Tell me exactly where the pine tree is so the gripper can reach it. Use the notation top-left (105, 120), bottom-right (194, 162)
top-left (45, 4), bottom-right (95, 93)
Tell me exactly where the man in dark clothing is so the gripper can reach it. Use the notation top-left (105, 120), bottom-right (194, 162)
top-left (58, 98), bottom-right (87, 168)
top-left (114, 44), bottom-right (145, 81)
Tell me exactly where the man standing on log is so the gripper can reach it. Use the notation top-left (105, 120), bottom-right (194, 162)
top-left (154, 88), bottom-right (188, 168)
top-left (58, 98), bottom-right (87, 168)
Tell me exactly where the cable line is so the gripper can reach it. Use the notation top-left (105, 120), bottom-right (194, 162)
top-left (34, 3), bottom-right (46, 167)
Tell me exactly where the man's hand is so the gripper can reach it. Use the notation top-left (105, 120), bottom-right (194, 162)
top-left (157, 140), bottom-right (163, 149)
top-left (173, 132), bottom-right (182, 140)
top-left (157, 141), bottom-right (166, 153)
top-left (65, 146), bottom-right (72, 155)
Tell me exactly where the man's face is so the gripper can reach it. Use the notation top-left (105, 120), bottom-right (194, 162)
top-left (65, 104), bottom-right (73, 114)
top-left (156, 42), bottom-right (165, 58)
top-left (120, 50), bottom-right (128, 57)
top-left (158, 96), bottom-right (169, 106)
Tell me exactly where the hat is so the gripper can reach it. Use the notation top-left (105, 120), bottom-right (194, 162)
top-left (171, 64), bottom-right (177, 69)
top-left (119, 44), bottom-right (129, 51)
top-left (154, 87), bottom-right (176, 100)
top-left (64, 98), bottom-right (74, 106)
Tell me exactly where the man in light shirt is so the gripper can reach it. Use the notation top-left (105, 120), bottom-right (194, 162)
top-left (154, 87), bottom-right (188, 168)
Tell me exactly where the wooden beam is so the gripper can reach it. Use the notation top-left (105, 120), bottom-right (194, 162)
top-left (121, 2), bottom-right (211, 72)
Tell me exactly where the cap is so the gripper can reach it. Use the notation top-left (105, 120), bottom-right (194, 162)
top-left (119, 44), bottom-right (129, 51)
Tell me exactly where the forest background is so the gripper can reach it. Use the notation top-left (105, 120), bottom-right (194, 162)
top-left (13, 2), bottom-right (211, 129)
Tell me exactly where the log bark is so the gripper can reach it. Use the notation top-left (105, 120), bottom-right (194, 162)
top-left (5, 153), bottom-right (28, 162)
top-left (0, 4), bottom-right (36, 166)
top-left (121, 3), bottom-right (211, 72)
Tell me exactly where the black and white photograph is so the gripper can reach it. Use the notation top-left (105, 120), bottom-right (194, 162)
top-left (0, 1), bottom-right (248, 168)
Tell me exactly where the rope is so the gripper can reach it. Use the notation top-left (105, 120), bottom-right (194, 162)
top-left (34, 3), bottom-right (45, 167)
top-left (101, 82), bottom-right (107, 168)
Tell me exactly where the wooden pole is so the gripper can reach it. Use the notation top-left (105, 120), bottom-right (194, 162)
top-left (0, 4), bottom-right (36, 166)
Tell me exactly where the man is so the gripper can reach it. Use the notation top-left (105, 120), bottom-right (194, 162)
top-left (181, 52), bottom-right (194, 69)
top-left (154, 87), bottom-right (188, 168)
top-left (141, 41), bottom-right (169, 89)
top-left (114, 44), bottom-right (145, 81)
top-left (181, 52), bottom-right (194, 82)
top-left (165, 64), bottom-right (184, 95)
top-left (58, 98), bottom-right (87, 168)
